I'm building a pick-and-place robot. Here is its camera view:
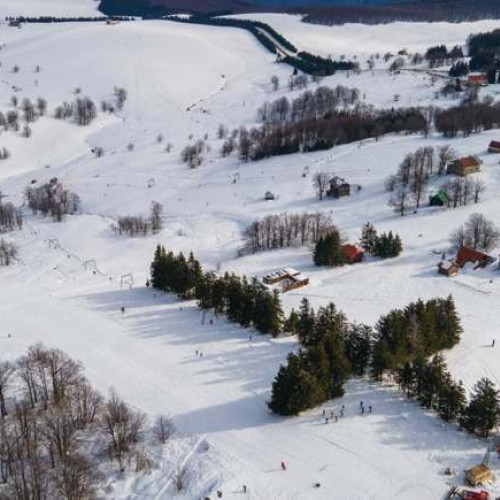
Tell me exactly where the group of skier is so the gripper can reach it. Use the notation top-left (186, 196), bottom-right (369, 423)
top-left (322, 401), bottom-right (373, 424)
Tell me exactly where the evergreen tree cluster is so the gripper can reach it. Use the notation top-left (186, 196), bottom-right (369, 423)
top-left (397, 357), bottom-right (500, 434)
top-left (371, 296), bottom-right (462, 377)
top-left (468, 29), bottom-right (500, 74)
top-left (313, 230), bottom-right (345, 267)
top-left (373, 231), bottom-right (403, 258)
top-left (424, 44), bottom-right (463, 68)
top-left (269, 299), bottom-right (373, 415)
top-left (396, 355), bottom-right (466, 422)
top-left (449, 61), bottom-right (469, 77)
top-left (360, 223), bottom-right (402, 259)
top-left (150, 245), bottom-right (284, 336)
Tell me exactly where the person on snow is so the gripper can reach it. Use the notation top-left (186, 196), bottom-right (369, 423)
top-left (281, 460), bottom-right (287, 471)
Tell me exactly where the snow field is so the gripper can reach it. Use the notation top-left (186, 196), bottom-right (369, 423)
top-left (1, 15), bottom-right (500, 499)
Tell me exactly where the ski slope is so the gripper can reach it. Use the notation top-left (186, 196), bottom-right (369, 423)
top-left (1, 15), bottom-right (500, 500)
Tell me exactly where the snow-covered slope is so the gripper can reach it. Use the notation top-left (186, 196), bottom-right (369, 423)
top-left (232, 13), bottom-right (500, 59)
top-left (0, 0), bottom-right (100, 18)
top-left (1, 16), bottom-right (500, 500)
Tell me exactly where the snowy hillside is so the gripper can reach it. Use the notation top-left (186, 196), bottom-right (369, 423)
top-left (0, 0), bottom-right (100, 18)
top-left (232, 13), bottom-right (500, 59)
top-left (1, 14), bottom-right (500, 500)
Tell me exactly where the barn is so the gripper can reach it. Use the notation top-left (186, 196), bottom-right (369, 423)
top-left (455, 246), bottom-right (495, 269)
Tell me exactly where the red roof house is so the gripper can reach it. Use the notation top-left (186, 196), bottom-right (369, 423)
top-left (468, 73), bottom-right (487, 86)
top-left (455, 246), bottom-right (495, 269)
top-left (342, 244), bottom-right (364, 264)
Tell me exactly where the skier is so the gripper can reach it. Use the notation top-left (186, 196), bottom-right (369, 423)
top-left (335, 415), bottom-right (338, 423)
top-left (249, 335), bottom-right (253, 342)
top-left (359, 401), bottom-right (363, 409)
top-left (281, 460), bottom-right (287, 471)
top-left (322, 409), bottom-right (325, 416)
top-left (330, 411), bottom-right (334, 419)
top-left (121, 306), bottom-right (125, 314)
top-left (492, 339), bottom-right (496, 348)
top-left (340, 408), bottom-right (344, 418)
top-left (361, 406), bottom-right (365, 415)
top-left (325, 417), bottom-right (329, 424)
top-left (242, 485), bottom-right (247, 493)
top-left (369, 405), bottom-right (372, 414)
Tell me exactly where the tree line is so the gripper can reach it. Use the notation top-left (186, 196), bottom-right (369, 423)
top-left (435, 100), bottom-right (500, 138)
top-left (6, 16), bottom-right (132, 23)
top-left (468, 29), bottom-right (500, 73)
top-left (237, 106), bottom-right (427, 161)
top-left (424, 44), bottom-right (464, 68)
top-left (150, 246), bottom-right (284, 336)
top-left (241, 212), bottom-right (335, 255)
top-left (0, 344), bottom-right (177, 499)
top-left (257, 85), bottom-right (360, 124)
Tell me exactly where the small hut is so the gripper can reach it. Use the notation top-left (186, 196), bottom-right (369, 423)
top-left (264, 191), bottom-right (276, 201)
top-left (429, 189), bottom-right (448, 207)
top-left (327, 176), bottom-right (350, 199)
top-left (465, 464), bottom-right (495, 487)
top-left (438, 260), bottom-right (460, 277)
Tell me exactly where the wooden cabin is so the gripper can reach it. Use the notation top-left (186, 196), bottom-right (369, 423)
top-left (327, 176), bottom-right (350, 199)
top-left (447, 156), bottom-right (482, 177)
top-left (438, 260), bottom-right (460, 277)
top-left (488, 140), bottom-right (500, 153)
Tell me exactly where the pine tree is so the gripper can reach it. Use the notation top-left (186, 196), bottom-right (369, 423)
top-left (461, 378), bottom-right (500, 437)
top-left (297, 298), bottom-right (318, 347)
top-left (285, 308), bottom-right (299, 335)
top-left (437, 375), bottom-right (466, 423)
top-left (313, 231), bottom-right (345, 267)
top-left (345, 323), bottom-right (373, 376)
top-left (268, 353), bottom-right (324, 416)
top-left (323, 332), bottom-right (351, 398)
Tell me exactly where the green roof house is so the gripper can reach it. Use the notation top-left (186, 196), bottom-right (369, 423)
top-left (429, 189), bottom-right (448, 207)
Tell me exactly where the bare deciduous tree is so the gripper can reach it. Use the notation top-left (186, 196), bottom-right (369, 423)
top-left (0, 361), bottom-right (15, 418)
top-left (313, 172), bottom-right (330, 201)
top-left (152, 415), bottom-right (175, 444)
